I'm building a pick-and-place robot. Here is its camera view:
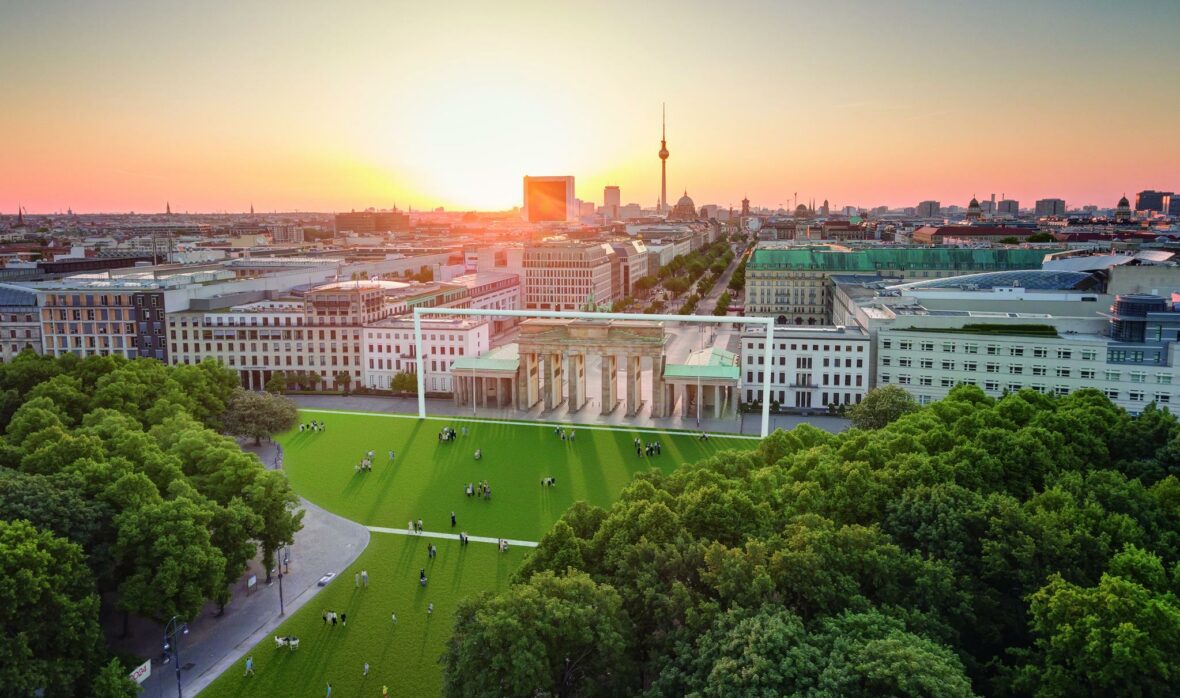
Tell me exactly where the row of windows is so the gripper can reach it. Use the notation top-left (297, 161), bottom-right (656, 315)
top-left (880, 375), bottom-right (1173, 404)
top-left (879, 355), bottom-right (1172, 383)
top-left (746, 342), bottom-right (866, 353)
top-left (881, 338), bottom-right (1098, 361)
top-left (745, 371), bottom-right (864, 387)
top-left (749, 356), bottom-right (864, 368)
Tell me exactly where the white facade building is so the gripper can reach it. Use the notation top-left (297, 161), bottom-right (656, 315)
top-left (739, 326), bottom-right (871, 411)
top-left (362, 317), bottom-right (490, 393)
top-left (876, 328), bottom-right (1179, 414)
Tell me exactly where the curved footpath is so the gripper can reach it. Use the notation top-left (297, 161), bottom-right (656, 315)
top-left (114, 442), bottom-right (371, 698)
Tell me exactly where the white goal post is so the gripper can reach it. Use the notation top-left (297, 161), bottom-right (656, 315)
top-left (412, 307), bottom-right (777, 437)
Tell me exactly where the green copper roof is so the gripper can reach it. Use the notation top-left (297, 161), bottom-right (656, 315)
top-left (450, 343), bottom-right (520, 373)
top-left (748, 247), bottom-right (1057, 272)
top-left (664, 347), bottom-right (740, 381)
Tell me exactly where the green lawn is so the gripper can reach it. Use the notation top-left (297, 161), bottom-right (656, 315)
top-left (281, 411), bottom-right (753, 541)
top-left (201, 534), bottom-right (519, 698)
top-left (200, 410), bottom-right (757, 697)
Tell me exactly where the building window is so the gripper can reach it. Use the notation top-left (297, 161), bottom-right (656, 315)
top-left (899, 358), bottom-right (911, 367)
top-left (1128, 391), bottom-right (1145, 402)
top-left (1104, 389), bottom-right (1119, 400)
top-left (984, 380), bottom-right (999, 391)
top-left (920, 342), bottom-right (934, 352)
top-left (986, 345), bottom-right (1000, 355)
top-left (899, 341), bottom-right (912, 351)
top-left (1056, 349), bottom-right (1072, 360)
top-left (1081, 350), bottom-right (1097, 361)
top-left (942, 342), bottom-right (955, 353)
top-left (986, 363), bottom-right (1000, 373)
top-left (964, 361), bottom-right (978, 372)
top-left (964, 343), bottom-right (978, 354)
top-left (1032, 366), bottom-right (1046, 376)
top-left (1080, 369), bottom-right (1095, 380)
top-left (1158, 374), bottom-right (1173, 385)
top-left (1009, 365), bottom-right (1023, 374)
top-left (1155, 394), bottom-right (1171, 404)
top-left (1033, 348), bottom-right (1047, 358)
top-left (1010, 347), bottom-right (1024, 356)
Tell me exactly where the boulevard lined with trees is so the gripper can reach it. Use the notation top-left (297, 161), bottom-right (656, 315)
top-left (0, 352), bottom-right (303, 697)
top-left (443, 385), bottom-right (1180, 697)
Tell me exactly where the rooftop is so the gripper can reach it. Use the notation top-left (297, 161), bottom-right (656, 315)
top-left (663, 346), bottom-right (740, 381)
top-left (887, 269), bottom-right (1101, 292)
top-left (748, 246), bottom-right (1056, 272)
top-left (450, 343), bottom-right (520, 373)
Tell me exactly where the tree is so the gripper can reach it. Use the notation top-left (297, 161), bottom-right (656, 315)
top-left (308, 372), bottom-right (322, 391)
top-left (1017, 546), bottom-right (1180, 696)
top-left (0, 519), bottom-right (103, 697)
top-left (264, 371), bottom-right (287, 393)
top-left (334, 370), bottom-right (352, 394)
top-left (1027, 232), bottom-right (1055, 243)
top-left (113, 497), bottom-right (227, 624)
top-left (392, 371), bottom-right (418, 393)
top-left (222, 389), bottom-right (299, 445)
top-left (998, 236), bottom-right (1020, 244)
top-left (847, 384), bottom-right (920, 430)
top-left (249, 470), bottom-right (304, 583)
top-left (89, 658), bottom-right (139, 698)
top-left (442, 571), bottom-right (631, 698)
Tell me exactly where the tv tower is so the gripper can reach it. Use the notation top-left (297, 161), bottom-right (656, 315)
top-left (658, 104), bottom-right (669, 214)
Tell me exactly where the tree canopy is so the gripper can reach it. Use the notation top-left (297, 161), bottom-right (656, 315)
top-left (446, 386), bottom-right (1180, 696)
top-left (0, 353), bottom-right (303, 694)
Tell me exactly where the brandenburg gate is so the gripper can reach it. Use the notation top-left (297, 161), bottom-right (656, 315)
top-left (516, 318), bottom-right (668, 417)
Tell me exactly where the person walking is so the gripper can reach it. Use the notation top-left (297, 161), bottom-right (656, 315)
top-left (362, 569), bottom-right (369, 587)
top-left (326, 683), bottom-right (332, 697)
top-left (391, 612), bottom-right (397, 625)
top-left (427, 602), bottom-right (434, 616)
top-left (417, 518), bottom-right (424, 533)
top-left (363, 662), bottom-right (370, 677)
top-left (341, 612), bottom-right (347, 626)
top-left (450, 511), bottom-right (456, 527)
top-left (244, 655), bottom-right (255, 677)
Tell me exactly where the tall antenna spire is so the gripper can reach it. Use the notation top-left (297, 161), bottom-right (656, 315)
top-left (662, 102), bottom-right (666, 141)
top-left (658, 103), bottom-right (670, 215)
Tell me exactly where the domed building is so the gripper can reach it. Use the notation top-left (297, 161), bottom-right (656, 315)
top-left (966, 196), bottom-right (983, 221)
top-left (669, 190), bottom-right (698, 221)
top-left (1115, 194), bottom-right (1133, 223)
top-left (794, 203), bottom-right (811, 219)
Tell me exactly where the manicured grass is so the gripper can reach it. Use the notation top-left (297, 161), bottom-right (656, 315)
top-left (201, 533), bottom-right (519, 698)
top-left (281, 411), bottom-right (755, 541)
top-left (201, 410), bottom-right (756, 697)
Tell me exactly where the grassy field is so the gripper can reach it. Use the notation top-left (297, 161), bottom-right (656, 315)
top-left (200, 410), bottom-right (756, 697)
top-left (202, 534), bottom-right (518, 697)
top-left (280, 411), bottom-right (752, 541)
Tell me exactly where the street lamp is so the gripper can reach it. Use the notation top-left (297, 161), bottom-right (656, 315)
top-left (275, 545), bottom-right (288, 616)
top-left (162, 616), bottom-right (189, 698)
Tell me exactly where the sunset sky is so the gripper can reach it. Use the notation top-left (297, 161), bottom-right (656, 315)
top-left (2, 0), bottom-right (1178, 214)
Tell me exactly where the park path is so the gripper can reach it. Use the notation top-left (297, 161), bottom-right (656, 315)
top-left (107, 442), bottom-right (370, 698)
top-left (367, 525), bottom-right (539, 548)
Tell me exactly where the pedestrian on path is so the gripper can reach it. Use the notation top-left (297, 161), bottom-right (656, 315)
top-left (408, 520), bottom-right (414, 534)
top-left (244, 655), bottom-right (255, 676)
top-left (417, 518), bottom-right (424, 533)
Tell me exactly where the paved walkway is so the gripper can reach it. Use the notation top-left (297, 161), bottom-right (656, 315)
top-left (368, 525), bottom-right (539, 548)
top-left (292, 394), bottom-right (851, 436)
top-left (106, 442), bottom-right (370, 698)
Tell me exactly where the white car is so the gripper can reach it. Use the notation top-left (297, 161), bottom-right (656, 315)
top-left (316, 572), bottom-right (336, 587)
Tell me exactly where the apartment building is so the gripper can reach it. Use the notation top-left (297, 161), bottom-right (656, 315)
top-left (38, 284), bottom-right (168, 360)
top-left (739, 326), bottom-right (870, 411)
top-left (449, 271), bottom-right (521, 334)
top-left (522, 242), bottom-right (615, 310)
top-left (168, 298), bottom-right (305, 389)
top-left (362, 316), bottom-right (490, 393)
top-left (0, 285), bottom-right (41, 361)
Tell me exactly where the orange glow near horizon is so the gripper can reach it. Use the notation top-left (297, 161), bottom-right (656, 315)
top-left (1, 0), bottom-right (1178, 214)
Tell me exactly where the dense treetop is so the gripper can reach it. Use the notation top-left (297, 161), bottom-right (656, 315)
top-left (444, 386), bottom-right (1180, 697)
top-left (0, 352), bottom-right (303, 697)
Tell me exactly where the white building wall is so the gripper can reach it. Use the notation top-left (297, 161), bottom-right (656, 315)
top-left (739, 328), bottom-right (871, 410)
top-left (876, 329), bottom-right (1179, 414)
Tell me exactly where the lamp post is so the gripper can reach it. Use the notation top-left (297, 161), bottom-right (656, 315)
top-left (276, 545), bottom-right (287, 616)
top-left (162, 616), bottom-right (189, 698)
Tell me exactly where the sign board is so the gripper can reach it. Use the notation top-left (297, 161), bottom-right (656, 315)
top-left (247, 575), bottom-right (257, 591)
top-left (129, 659), bottom-right (151, 685)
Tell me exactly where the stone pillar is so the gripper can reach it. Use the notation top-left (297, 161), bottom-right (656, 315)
top-left (543, 352), bottom-right (564, 410)
top-left (714, 385), bottom-right (722, 419)
top-left (566, 352), bottom-right (586, 412)
top-left (680, 384), bottom-right (691, 418)
top-left (652, 354), bottom-right (668, 418)
top-left (600, 354), bottom-right (618, 415)
top-left (625, 354), bottom-right (642, 416)
top-left (479, 376), bottom-right (488, 408)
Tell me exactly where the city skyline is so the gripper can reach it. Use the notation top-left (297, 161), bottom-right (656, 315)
top-left (2, 0), bottom-right (1178, 213)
